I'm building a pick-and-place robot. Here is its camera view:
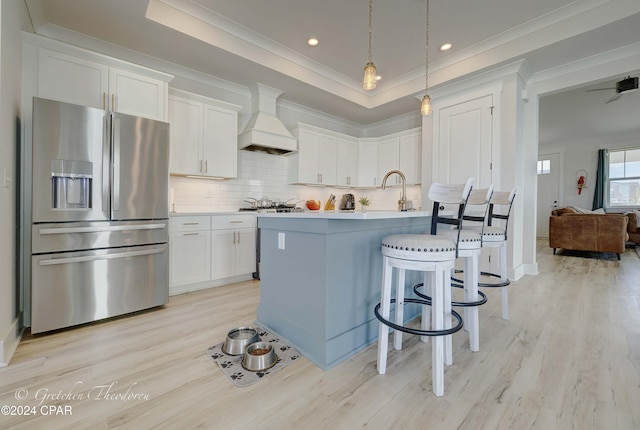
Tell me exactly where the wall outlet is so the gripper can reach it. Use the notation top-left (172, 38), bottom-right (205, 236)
top-left (278, 232), bottom-right (285, 250)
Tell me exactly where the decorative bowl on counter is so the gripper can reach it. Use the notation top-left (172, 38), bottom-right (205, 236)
top-left (222, 327), bottom-right (260, 355)
top-left (241, 341), bottom-right (278, 371)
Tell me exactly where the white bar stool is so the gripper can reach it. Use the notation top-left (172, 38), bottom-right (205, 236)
top-left (416, 187), bottom-right (493, 358)
top-left (476, 188), bottom-right (517, 320)
top-left (375, 178), bottom-right (473, 397)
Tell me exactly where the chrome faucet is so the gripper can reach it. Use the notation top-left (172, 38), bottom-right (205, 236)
top-left (381, 169), bottom-right (407, 211)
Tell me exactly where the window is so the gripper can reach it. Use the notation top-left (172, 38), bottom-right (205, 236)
top-left (537, 159), bottom-right (550, 175)
top-left (607, 148), bottom-right (640, 208)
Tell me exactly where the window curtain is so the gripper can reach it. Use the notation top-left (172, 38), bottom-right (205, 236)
top-left (592, 149), bottom-right (606, 210)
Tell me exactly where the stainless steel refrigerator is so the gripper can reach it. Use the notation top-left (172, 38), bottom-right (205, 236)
top-left (30, 97), bottom-right (170, 334)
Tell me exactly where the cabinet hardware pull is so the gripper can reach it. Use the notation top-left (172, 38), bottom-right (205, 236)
top-left (183, 233), bottom-right (198, 236)
top-left (182, 222), bottom-right (199, 225)
top-left (112, 94), bottom-right (116, 111)
top-left (237, 231), bottom-right (240, 244)
top-left (230, 221), bottom-right (243, 224)
top-left (39, 247), bottom-right (165, 266)
top-left (233, 231), bottom-right (236, 244)
top-left (103, 92), bottom-right (107, 110)
top-left (205, 160), bottom-right (208, 173)
top-left (39, 223), bottom-right (166, 235)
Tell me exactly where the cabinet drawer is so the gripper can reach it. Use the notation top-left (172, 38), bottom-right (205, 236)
top-left (210, 215), bottom-right (257, 230)
top-left (170, 216), bottom-right (211, 232)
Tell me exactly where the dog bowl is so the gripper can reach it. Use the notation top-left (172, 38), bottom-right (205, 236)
top-left (241, 342), bottom-right (277, 372)
top-left (222, 327), bottom-right (260, 355)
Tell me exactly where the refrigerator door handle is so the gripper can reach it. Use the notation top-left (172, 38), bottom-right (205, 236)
top-left (38, 223), bottom-right (167, 235)
top-left (39, 247), bottom-right (166, 266)
top-left (102, 115), bottom-right (111, 213)
top-left (112, 117), bottom-right (121, 211)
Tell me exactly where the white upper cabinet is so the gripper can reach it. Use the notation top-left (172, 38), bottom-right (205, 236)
top-left (204, 104), bottom-right (238, 179)
top-left (336, 137), bottom-right (358, 187)
top-left (358, 139), bottom-right (378, 187)
top-left (377, 136), bottom-right (400, 186)
top-left (35, 46), bottom-right (170, 121)
top-left (108, 67), bottom-right (167, 120)
top-left (376, 129), bottom-right (422, 186)
top-left (289, 123), bottom-right (421, 188)
top-left (399, 130), bottom-right (422, 185)
top-left (37, 49), bottom-right (109, 109)
top-left (288, 124), bottom-right (337, 186)
top-left (168, 96), bottom-right (203, 176)
top-left (168, 90), bottom-right (240, 178)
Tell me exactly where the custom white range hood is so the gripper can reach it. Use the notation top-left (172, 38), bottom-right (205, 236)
top-left (239, 83), bottom-right (297, 155)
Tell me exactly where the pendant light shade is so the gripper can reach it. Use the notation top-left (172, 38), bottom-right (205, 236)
top-left (362, 0), bottom-right (377, 90)
top-left (363, 62), bottom-right (377, 90)
top-left (421, 0), bottom-right (432, 115)
top-left (421, 94), bottom-right (432, 116)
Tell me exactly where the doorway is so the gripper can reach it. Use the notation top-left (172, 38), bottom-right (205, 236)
top-left (536, 152), bottom-right (562, 237)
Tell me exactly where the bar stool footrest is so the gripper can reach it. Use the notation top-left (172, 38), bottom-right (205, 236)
top-left (413, 283), bottom-right (488, 307)
top-left (374, 298), bottom-right (464, 337)
top-left (451, 270), bottom-right (511, 288)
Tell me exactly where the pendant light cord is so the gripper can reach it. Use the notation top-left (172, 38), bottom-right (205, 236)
top-left (425, 0), bottom-right (429, 94)
top-left (368, 0), bottom-right (373, 63)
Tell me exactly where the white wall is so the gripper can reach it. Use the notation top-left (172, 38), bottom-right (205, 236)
top-left (0, 0), bottom-right (26, 366)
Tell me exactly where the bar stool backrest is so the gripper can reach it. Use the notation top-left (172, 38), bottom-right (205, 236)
top-left (463, 185), bottom-right (495, 244)
top-left (428, 178), bottom-right (474, 256)
top-left (487, 187), bottom-right (517, 240)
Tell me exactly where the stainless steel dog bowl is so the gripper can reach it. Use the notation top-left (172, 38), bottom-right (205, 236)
top-left (241, 342), bottom-right (277, 371)
top-left (222, 327), bottom-right (260, 355)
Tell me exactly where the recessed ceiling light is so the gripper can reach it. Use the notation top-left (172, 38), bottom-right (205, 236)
top-left (440, 43), bottom-right (452, 51)
top-left (307, 38), bottom-right (319, 47)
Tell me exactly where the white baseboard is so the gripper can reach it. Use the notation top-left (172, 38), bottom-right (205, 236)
top-left (169, 274), bottom-right (255, 296)
top-left (0, 317), bottom-right (24, 367)
top-left (509, 262), bottom-right (538, 281)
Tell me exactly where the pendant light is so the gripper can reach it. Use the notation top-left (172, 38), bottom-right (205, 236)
top-left (421, 0), bottom-right (432, 115)
top-left (362, 0), bottom-right (377, 90)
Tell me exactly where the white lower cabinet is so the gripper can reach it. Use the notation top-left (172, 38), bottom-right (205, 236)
top-left (211, 228), bottom-right (256, 280)
top-left (169, 214), bottom-right (256, 294)
top-left (169, 216), bottom-right (211, 288)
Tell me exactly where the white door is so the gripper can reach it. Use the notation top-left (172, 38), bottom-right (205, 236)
top-left (437, 95), bottom-right (493, 188)
top-left (536, 153), bottom-right (560, 237)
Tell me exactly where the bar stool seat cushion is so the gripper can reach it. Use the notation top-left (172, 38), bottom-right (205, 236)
top-left (381, 234), bottom-right (456, 262)
top-left (436, 229), bottom-right (482, 251)
top-left (469, 225), bottom-right (506, 242)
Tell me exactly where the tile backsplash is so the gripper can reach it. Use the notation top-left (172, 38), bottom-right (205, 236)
top-left (170, 150), bottom-right (421, 213)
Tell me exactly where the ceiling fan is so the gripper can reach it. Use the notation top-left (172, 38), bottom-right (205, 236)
top-left (586, 75), bottom-right (639, 103)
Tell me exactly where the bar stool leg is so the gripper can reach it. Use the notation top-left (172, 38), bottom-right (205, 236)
top-left (431, 263), bottom-right (445, 397)
top-left (393, 268), bottom-right (405, 350)
top-left (377, 256), bottom-right (393, 374)
top-left (500, 244), bottom-right (509, 320)
top-left (421, 271), bottom-right (432, 343)
top-left (465, 253), bottom-right (480, 352)
top-left (444, 269), bottom-right (453, 366)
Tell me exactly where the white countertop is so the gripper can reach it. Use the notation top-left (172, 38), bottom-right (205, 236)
top-left (170, 211), bottom-right (256, 217)
top-left (257, 210), bottom-right (430, 220)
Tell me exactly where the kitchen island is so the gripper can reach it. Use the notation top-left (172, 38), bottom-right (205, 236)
top-left (256, 210), bottom-right (432, 370)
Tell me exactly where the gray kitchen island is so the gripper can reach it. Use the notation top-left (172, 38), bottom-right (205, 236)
top-left (256, 211), bottom-right (432, 370)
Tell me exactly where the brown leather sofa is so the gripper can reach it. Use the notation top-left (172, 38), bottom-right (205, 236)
top-left (627, 211), bottom-right (640, 244)
top-left (549, 207), bottom-right (629, 259)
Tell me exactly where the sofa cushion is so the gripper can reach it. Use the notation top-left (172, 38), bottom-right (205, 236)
top-left (552, 207), bottom-right (577, 216)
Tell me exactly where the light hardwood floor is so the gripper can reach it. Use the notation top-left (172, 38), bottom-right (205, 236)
top-left (2, 240), bottom-right (640, 429)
